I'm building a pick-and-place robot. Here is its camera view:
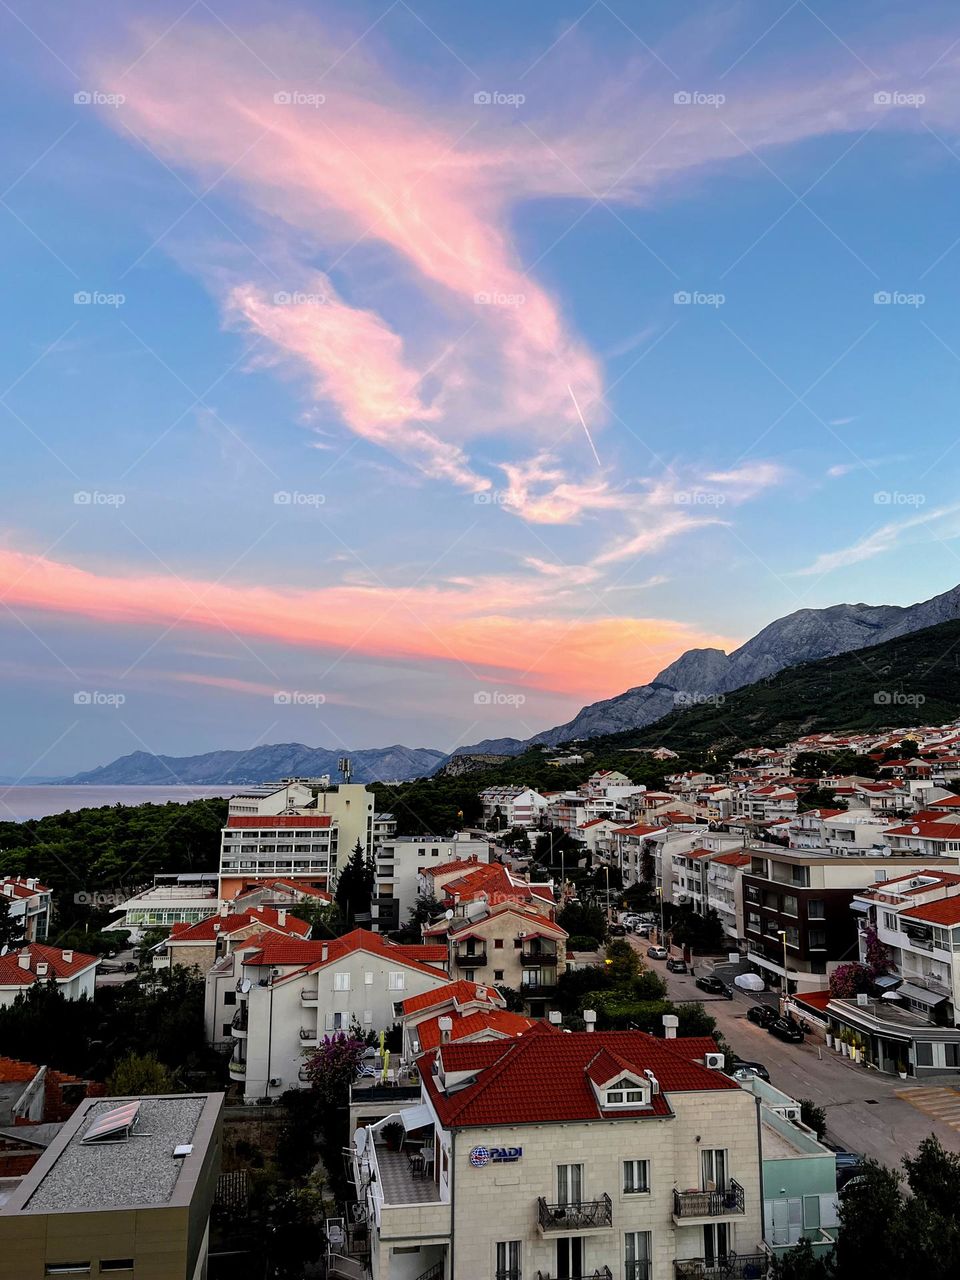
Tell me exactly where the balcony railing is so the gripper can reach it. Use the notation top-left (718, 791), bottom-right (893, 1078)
top-left (538, 1270), bottom-right (612, 1280)
top-left (300, 988), bottom-right (319, 1004)
top-left (521, 947), bottom-right (558, 965)
top-left (300, 1027), bottom-right (318, 1041)
top-left (675, 1254), bottom-right (767, 1280)
top-left (521, 984), bottom-right (557, 999)
top-left (537, 1193), bottom-right (613, 1232)
top-left (673, 1180), bottom-right (745, 1219)
top-left (228, 1059), bottom-right (246, 1077)
top-left (455, 950), bottom-right (487, 967)
top-left (625, 1265), bottom-right (650, 1280)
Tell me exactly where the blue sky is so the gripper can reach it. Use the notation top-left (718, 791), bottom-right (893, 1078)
top-left (2, 0), bottom-right (960, 778)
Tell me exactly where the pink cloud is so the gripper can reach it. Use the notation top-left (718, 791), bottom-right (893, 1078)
top-left (0, 545), bottom-right (737, 700)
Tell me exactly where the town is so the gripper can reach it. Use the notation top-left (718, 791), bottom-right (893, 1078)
top-left (3, 719), bottom-right (960, 1278)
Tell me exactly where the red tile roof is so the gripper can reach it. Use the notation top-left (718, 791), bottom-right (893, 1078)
top-left (169, 906), bottom-right (310, 943)
top-left (420, 858), bottom-right (485, 879)
top-left (899, 898), bottom-right (960, 925)
top-left (226, 814), bottom-right (333, 828)
top-left (885, 821), bottom-right (960, 839)
top-left (0, 877), bottom-right (51, 900)
top-left (615, 824), bottom-right (661, 837)
top-left (401, 979), bottom-right (505, 1017)
top-left (242, 928), bottom-right (449, 981)
top-left (233, 879), bottom-right (332, 902)
top-left (0, 944), bottom-right (98, 987)
top-left (448, 904), bottom-right (566, 940)
top-left (710, 851), bottom-right (751, 868)
top-left (416, 1008), bottom-right (539, 1051)
top-left (421, 1025), bottom-right (738, 1129)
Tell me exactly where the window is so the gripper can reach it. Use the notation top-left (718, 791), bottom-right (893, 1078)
top-left (784, 925), bottom-right (800, 948)
top-left (747, 912), bottom-right (761, 932)
top-left (557, 1162), bottom-right (583, 1204)
top-left (604, 1077), bottom-right (648, 1107)
top-left (495, 1240), bottom-right (521, 1280)
top-left (333, 972), bottom-right (351, 991)
top-left (379, 884), bottom-right (394, 897)
top-left (388, 971), bottom-right (406, 990)
top-left (782, 894), bottom-right (798, 917)
top-left (224, 991), bottom-right (236, 1006)
top-left (807, 898), bottom-right (825, 919)
top-left (916, 1042), bottom-right (934, 1066)
top-left (100, 1265), bottom-right (134, 1274)
top-left (883, 911), bottom-right (898, 931)
top-left (494, 970), bottom-right (504, 981)
top-left (762, 890), bottom-right (779, 911)
top-left (808, 928), bottom-right (827, 950)
top-left (624, 1231), bottom-right (651, 1280)
top-left (44, 1268), bottom-right (90, 1276)
top-left (494, 938), bottom-right (504, 949)
top-left (364, 971), bottom-right (374, 986)
top-left (623, 1159), bottom-right (650, 1193)
top-left (363, 1009), bottom-right (373, 1025)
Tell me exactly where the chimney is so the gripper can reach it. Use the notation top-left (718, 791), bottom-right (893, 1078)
top-left (61, 950), bottom-right (73, 964)
top-left (548, 1010), bottom-right (562, 1027)
top-left (278, 909), bottom-right (287, 927)
top-left (438, 1016), bottom-right (453, 1044)
top-left (321, 944), bottom-right (329, 962)
top-left (27, 878), bottom-right (37, 890)
top-left (36, 962), bottom-right (48, 977)
top-left (583, 1009), bottom-right (597, 1033)
top-left (219, 902), bottom-right (230, 917)
top-left (662, 1014), bottom-right (679, 1040)
top-left (2, 885), bottom-right (12, 898)
top-left (17, 953), bottom-right (31, 970)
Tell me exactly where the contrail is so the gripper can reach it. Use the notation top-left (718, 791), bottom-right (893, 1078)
top-left (568, 384), bottom-right (601, 468)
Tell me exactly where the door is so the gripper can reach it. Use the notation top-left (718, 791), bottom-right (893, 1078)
top-left (625, 1230), bottom-right (651, 1280)
top-left (701, 1147), bottom-right (728, 1190)
top-left (703, 1223), bottom-right (732, 1265)
top-left (557, 1163), bottom-right (583, 1206)
top-left (496, 1240), bottom-right (521, 1280)
top-left (556, 1237), bottom-right (583, 1279)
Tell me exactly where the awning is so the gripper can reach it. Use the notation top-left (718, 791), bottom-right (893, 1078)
top-left (849, 901), bottom-right (869, 912)
top-left (400, 1103), bottom-right (434, 1133)
top-left (898, 982), bottom-right (948, 1007)
top-left (872, 975), bottom-right (901, 991)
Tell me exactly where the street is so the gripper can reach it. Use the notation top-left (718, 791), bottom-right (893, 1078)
top-left (629, 935), bottom-right (960, 1168)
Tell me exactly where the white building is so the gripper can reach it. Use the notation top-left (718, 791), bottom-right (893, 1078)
top-left (350, 1025), bottom-right (764, 1280)
top-left (0, 945), bottom-right (98, 1007)
top-left (225, 929), bottom-right (450, 1101)
top-left (0, 878), bottom-right (51, 942)
top-left (371, 835), bottom-right (490, 933)
top-left (478, 786), bottom-right (548, 829)
top-left (106, 874), bottom-right (220, 941)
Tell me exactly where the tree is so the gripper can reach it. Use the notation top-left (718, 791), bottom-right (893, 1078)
top-left (833, 1159), bottom-right (905, 1278)
top-left (301, 1031), bottom-right (367, 1103)
top-left (604, 938), bottom-right (640, 985)
top-left (558, 901), bottom-right (607, 945)
top-left (770, 1237), bottom-right (833, 1280)
top-left (799, 1098), bottom-right (826, 1141)
top-left (902, 1135), bottom-right (960, 1219)
top-left (829, 962), bottom-right (872, 998)
top-left (0, 896), bottom-right (24, 950)
top-left (334, 839), bottom-right (374, 927)
top-left (495, 984), bottom-right (526, 1012)
top-left (107, 1051), bottom-right (176, 1095)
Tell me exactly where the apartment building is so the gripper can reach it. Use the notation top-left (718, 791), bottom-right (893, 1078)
top-left (668, 835), bottom-right (749, 917)
top-left (787, 809), bottom-right (888, 854)
top-left (371, 834), bottom-right (490, 933)
top-left (0, 945), bottom-right (98, 1008)
top-left (399, 980), bottom-right (535, 1057)
top-left (743, 845), bottom-right (955, 993)
top-left (0, 1093), bottom-right (222, 1280)
top-left (351, 1025), bottom-right (764, 1280)
top-left (0, 878), bottom-right (51, 942)
top-left (882, 817), bottom-right (960, 860)
top-left (225, 929), bottom-right (450, 1100)
top-left (735, 785), bottom-right (798, 823)
top-left (155, 903), bottom-right (311, 974)
top-left (478, 786), bottom-right (548, 829)
top-left (425, 899), bottom-right (567, 1016)
top-left (706, 851), bottom-right (752, 945)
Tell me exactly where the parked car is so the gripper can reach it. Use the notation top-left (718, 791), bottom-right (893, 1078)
top-left (634, 925), bottom-right (651, 939)
top-left (647, 945), bottom-right (668, 960)
top-left (833, 1151), bottom-right (864, 1189)
top-left (767, 1017), bottom-right (804, 1044)
top-left (696, 976), bottom-right (734, 998)
top-left (666, 957), bottom-right (688, 974)
top-left (730, 1058), bottom-right (770, 1082)
top-left (608, 924), bottom-right (626, 937)
top-left (746, 1004), bottom-right (778, 1027)
top-left (621, 913), bottom-right (641, 928)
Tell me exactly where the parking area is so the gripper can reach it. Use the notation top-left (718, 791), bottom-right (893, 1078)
top-left (627, 933), bottom-right (960, 1167)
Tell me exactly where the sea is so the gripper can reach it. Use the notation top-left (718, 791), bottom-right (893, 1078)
top-left (0, 785), bottom-right (233, 822)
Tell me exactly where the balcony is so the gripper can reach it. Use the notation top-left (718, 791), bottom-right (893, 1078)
top-left (538, 1271), bottom-right (612, 1280)
top-left (675, 1255), bottom-right (767, 1280)
top-left (522, 984), bottom-right (557, 1000)
top-left (455, 949), bottom-right (487, 967)
top-left (521, 947), bottom-right (558, 965)
top-left (300, 1027), bottom-right (318, 1043)
top-left (230, 1008), bottom-right (248, 1038)
top-left (228, 1058), bottom-right (246, 1080)
top-left (537, 1193), bottom-right (613, 1233)
top-left (673, 1180), bottom-right (744, 1223)
top-left (300, 988), bottom-right (319, 1005)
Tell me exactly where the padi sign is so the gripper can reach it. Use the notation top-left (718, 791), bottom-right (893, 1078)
top-left (469, 1145), bottom-right (522, 1167)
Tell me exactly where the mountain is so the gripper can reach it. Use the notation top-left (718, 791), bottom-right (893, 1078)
top-left (599, 616), bottom-right (960, 754)
top-left (58, 743), bottom-right (446, 786)
top-left (453, 584), bottom-right (960, 754)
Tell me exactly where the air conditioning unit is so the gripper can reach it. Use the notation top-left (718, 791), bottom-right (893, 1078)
top-left (704, 1052), bottom-right (725, 1070)
top-left (782, 1105), bottom-right (801, 1122)
top-left (269, 1077), bottom-right (282, 1087)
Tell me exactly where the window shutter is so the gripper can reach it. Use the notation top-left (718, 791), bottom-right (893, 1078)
top-left (324, 1012), bottom-right (335, 1031)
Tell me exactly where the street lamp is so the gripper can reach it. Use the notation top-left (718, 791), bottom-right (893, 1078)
top-left (657, 886), bottom-right (664, 943)
top-left (604, 863), bottom-right (611, 922)
top-left (777, 928), bottom-right (789, 1008)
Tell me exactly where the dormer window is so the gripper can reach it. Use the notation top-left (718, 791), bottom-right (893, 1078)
top-left (603, 1076), bottom-right (650, 1108)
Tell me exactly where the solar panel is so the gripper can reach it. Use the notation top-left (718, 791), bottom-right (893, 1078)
top-left (81, 1101), bottom-right (141, 1144)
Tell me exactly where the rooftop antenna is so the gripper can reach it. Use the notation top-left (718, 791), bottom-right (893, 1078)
top-left (338, 757), bottom-right (352, 784)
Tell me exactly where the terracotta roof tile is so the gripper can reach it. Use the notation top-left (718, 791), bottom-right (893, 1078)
top-left (0, 944), bottom-right (98, 987)
top-left (169, 907), bottom-right (310, 942)
top-left (401, 980), bottom-right (504, 1016)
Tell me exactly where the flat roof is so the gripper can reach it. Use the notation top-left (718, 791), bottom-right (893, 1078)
top-left (747, 846), bottom-right (953, 865)
top-left (2, 1093), bottom-right (221, 1216)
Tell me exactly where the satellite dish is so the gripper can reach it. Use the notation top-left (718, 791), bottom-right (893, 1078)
top-left (354, 1127), bottom-right (368, 1156)
top-left (445, 909), bottom-right (454, 920)
top-left (911, 826), bottom-right (920, 835)
top-left (240, 979), bottom-right (251, 994)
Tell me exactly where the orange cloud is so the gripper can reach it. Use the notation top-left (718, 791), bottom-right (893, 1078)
top-left (0, 546), bottom-right (736, 700)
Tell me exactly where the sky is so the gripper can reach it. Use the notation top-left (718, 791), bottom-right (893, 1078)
top-left (3, 0), bottom-right (960, 777)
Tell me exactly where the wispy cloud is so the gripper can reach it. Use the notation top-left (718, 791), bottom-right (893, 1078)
top-left (796, 502), bottom-right (960, 576)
